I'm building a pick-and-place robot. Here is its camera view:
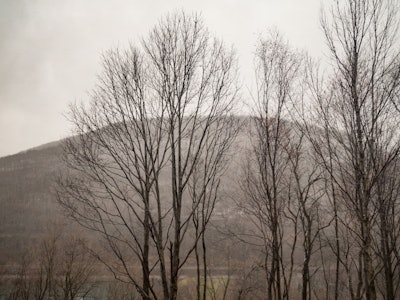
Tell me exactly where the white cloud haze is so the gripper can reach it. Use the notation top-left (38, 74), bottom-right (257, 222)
top-left (0, 0), bottom-right (323, 157)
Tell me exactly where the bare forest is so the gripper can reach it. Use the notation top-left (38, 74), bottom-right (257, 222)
top-left (1, 0), bottom-right (400, 299)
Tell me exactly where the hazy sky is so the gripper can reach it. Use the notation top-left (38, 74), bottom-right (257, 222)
top-left (0, 0), bottom-right (324, 157)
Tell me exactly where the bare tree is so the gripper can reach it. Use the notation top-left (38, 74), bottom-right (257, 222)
top-left (303, 1), bottom-right (400, 299)
top-left (285, 131), bottom-right (329, 300)
top-left (372, 157), bottom-right (400, 299)
top-left (6, 225), bottom-right (94, 300)
top-left (53, 236), bottom-right (95, 300)
top-left (189, 116), bottom-right (238, 300)
top-left (7, 252), bottom-right (33, 300)
top-left (57, 12), bottom-right (239, 300)
top-left (239, 32), bottom-right (305, 300)
top-left (33, 229), bottom-right (59, 300)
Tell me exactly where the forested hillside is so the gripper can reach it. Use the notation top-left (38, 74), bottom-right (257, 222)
top-left (0, 142), bottom-right (65, 262)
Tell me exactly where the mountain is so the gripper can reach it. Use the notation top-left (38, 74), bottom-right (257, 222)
top-left (0, 141), bottom-right (65, 263)
top-left (0, 117), bottom-right (251, 263)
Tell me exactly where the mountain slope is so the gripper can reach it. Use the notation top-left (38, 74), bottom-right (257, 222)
top-left (0, 118), bottom-right (251, 263)
top-left (0, 141), bottom-right (65, 262)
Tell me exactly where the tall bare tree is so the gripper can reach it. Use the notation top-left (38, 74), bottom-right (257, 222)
top-left (57, 12), bottom-right (239, 300)
top-left (285, 131), bottom-right (329, 300)
top-left (190, 118), bottom-right (238, 300)
top-left (239, 32), bottom-right (306, 300)
top-left (304, 1), bottom-right (400, 299)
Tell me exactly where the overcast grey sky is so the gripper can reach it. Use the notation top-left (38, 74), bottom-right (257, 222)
top-left (0, 0), bottom-right (323, 157)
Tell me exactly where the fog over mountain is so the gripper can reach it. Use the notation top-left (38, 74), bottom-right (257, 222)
top-left (0, 0), bottom-right (322, 157)
top-left (0, 117), bottom-right (249, 263)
